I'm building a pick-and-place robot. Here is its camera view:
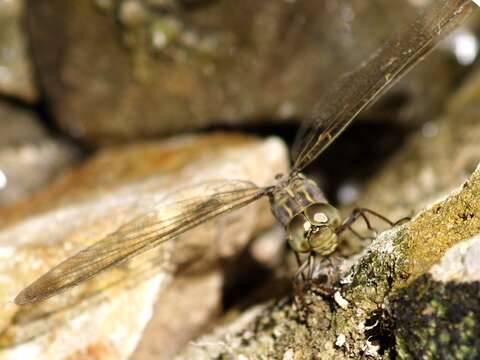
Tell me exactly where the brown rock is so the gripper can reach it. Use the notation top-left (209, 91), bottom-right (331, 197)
top-left (25, 0), bottom-right (467, 143)
top-left (0, 0), bottom-right (37, 101)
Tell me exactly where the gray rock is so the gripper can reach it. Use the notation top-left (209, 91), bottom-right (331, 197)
top-left (430, 235), bottom-right (480, 283)
top-left (0, 102), bottom-right (78, 207)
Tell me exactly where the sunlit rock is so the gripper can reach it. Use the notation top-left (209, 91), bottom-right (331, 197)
top-left (0, 133), bottom-right (289, 359)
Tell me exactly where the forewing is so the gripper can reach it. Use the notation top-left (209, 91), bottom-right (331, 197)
top-left (292, 0), bottom-right (475, 171)
top-left (15, 180), bottom-right (265, 305)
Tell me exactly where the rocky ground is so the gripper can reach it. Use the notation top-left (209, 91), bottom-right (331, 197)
top-left (0, 1), bottom-right (479, 359)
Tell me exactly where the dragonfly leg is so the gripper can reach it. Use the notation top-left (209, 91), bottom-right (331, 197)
top-left (292, 253), bottom-right (310, 307)
top-left (293, 253), bottom-right (316, 293)
top-left (294, 252), bottom-right (308, 281)
top-left (306, 253), bottom-right (314, 279)
top-left (293, 253), bottom-right (340, 304)
top-left (319, 255), bottom-right (341, 294)
top-left (337, 207), bottom-right (410, 239)
top-left (393, 215), bottom-right (411, 226)
top-left (347, 225), bottom-right (374, 241)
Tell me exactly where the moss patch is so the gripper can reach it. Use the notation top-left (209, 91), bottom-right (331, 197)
top-left (392, 274), bottom-right (480, 360)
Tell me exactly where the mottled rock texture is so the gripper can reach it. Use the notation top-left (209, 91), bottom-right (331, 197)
top-left (178, 161), bottom-right (480, 360)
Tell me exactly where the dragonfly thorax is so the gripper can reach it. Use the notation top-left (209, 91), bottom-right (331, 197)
top-left (268, 174), bottom-right (341, 255)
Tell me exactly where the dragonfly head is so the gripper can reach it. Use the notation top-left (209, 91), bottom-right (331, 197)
top-left (286, 203), bottom-right (341, 256)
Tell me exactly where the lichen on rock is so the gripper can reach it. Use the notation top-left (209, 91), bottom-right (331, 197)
top-left (177, 162), bottom-right (480, 359)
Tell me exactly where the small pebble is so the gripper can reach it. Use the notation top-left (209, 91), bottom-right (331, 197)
top-left (335, 334), bottom-right (346, 347)
top-left (283, 348), bottom-right (294, 360)
top-left (334, 291), bottom-right (349, 310)
top-left (364, 340), bottom-right (381, 356)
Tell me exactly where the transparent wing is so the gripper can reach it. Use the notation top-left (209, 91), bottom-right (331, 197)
top-left (3, 247), bottom-right (170, 347)
top-left (15, 180), bottom-right (266, 305)
top-left (292, 0), bottom-right (476, 171)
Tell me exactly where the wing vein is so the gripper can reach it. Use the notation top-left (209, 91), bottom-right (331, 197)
top-left (292, 0), bottom-right (475, 171)
top-left (15, 182), bottom-right (265, 304)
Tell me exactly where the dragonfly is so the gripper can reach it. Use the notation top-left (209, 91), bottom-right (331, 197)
top-left (15, 0), bottom-right (477, 306)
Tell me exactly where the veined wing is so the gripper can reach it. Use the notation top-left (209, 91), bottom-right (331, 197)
top-left (3, 248), bottom-right (170, 347)
top-left (292, 0), bottom-right (476, 171)
top-left (15, 180), bottom-right (266, 305)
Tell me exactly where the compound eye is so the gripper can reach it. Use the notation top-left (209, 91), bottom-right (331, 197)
top-left (286, 214), bottom-right (311, 253)
top-left (309, 226), bottom-right (338, 256)
top-left (305, 203), bottom-right (341, 227)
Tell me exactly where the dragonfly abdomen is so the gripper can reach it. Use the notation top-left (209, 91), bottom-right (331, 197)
top-left (269, 173), bottom-right (327, 226)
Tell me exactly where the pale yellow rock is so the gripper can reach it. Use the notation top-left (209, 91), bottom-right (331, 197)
top-left (0, 133), bottom-right (289, 360)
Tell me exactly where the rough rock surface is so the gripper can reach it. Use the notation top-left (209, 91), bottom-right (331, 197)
top-left (25, 0), bottom-right (470, 143)
top-left (177, 162), bottom-right (480, 360)
top-left (0, 133), bottom-right (289, 360)
top-left (131, 270), bottom-right (223, 360)
top-left (393, 235), bottom-right (480, 359)
top-left (174, 68), bottom-right (480, 358)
